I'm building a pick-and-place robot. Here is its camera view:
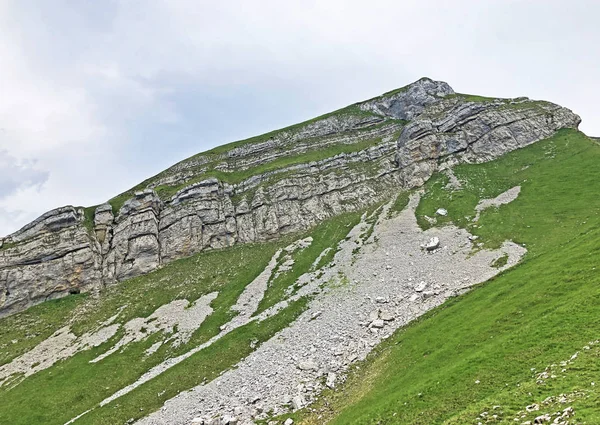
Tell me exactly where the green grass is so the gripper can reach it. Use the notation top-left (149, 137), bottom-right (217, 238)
top-left (292, 129), bottom-right (600, 424)
top-left (0, 240), bottom-right (17, 251)
top-left (154, 126), bottom-right (402, 201)
top-left (82, 206), bottom-right (97, 233)
top-left (71, 242), bottom-right (279, 337)
top-left (0, 295), bottom-right (84, 366)
top-left (79, 298), bottom-right (309, 425)
top-left (388, 190), bottom-right (411, 217)
top-left (491, 253), bottom-right (509, 268)
top-left (0, 205), bottom-right (370, 425)
top-left (255, 211), bottom-right (363, 315)
top-left (447, 93), bottom-right (501, 103)
top-left (0, 238), bottom-right (281, 425)
top-left (0, 296), bottom-right (310, 425)
top-left (97, 89), bottom-right (406, 210)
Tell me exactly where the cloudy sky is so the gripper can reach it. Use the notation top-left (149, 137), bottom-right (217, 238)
top-left (0, 0), bottom-right (598, 236)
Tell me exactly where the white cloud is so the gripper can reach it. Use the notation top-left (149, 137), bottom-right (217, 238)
top-left (0, 150), bottom-right (48, 198)
top-left (0, 0), bottom-right (599, 236)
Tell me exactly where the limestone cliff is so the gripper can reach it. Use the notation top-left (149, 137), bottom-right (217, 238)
top-left (0, 78), bottom-right (580, 316)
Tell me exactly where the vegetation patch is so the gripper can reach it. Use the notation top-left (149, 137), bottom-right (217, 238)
top-left (255, 211), bottom-right (363, 315)
top-left (0, 295), bottom-right (84, 366)
top-left (154, 127), bottom-right (402, 202)
top-left (0, 240), bottom-right (17, 251)
top-left (388, 190), bottom-right (411, 217)
top-left (447, 93), bottom-right (501, 103)
top-left (0, 203), bottom-right (375, 425)
top-left (77, 298), bottom-right (310, 425)
top-left (81, 206), bottom-right (97, 233)
top-left (293, 129), bottom-right (600, 424)
top-left (491, 253), bottom-right (509, 268)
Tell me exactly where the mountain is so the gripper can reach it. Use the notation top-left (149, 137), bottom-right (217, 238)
top-left (0, 78), bottom-right (579, 317)
top-left (1, 79), bottom-right (598, 425)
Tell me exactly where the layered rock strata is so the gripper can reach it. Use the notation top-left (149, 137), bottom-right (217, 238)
top-left (0, 78), bottom-right (580, 316)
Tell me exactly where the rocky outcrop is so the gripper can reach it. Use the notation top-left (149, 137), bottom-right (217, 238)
top-left (0, 207), bottom-right (102, 316)
top-left (0, 79), bottom-right (581, 316)
top-left (359, 77), bottom-right (454, 120)
top-left (395, 98), bottom-right (581, 187)
top-left (104, 190), bottom-right (163, 282)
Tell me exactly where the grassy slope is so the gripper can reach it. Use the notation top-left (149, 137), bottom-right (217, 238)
top-left (0, 208), bottom-right (362, 425)
top-left (255, 211), bottom-right (363, 315)
top-left (0, 242), bottom-right (276, 425)
top-left (153, 127), bottom-right (402, 202)
top-left (107, 105), bottom-right (389, 212)
top-left (292, 129), bottom-right (600, 424)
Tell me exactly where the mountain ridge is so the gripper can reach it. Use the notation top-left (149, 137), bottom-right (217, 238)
top-left (0, 78), bottom-right (580, 317)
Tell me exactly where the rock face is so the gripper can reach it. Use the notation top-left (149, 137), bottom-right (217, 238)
top-left (394, 97), bottom-right (580, 187)
top-left (359, 78), bottom-right (454, 120)
top-left (0, 207), bottom-right (102, 316)
top-left (0, 78), bottom-right (581, 316)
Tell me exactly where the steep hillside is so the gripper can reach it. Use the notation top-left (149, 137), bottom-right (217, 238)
top-left (0, 79), bottom-right (593, 425)
top-left (292, 129), bottom-right (600, 425)
top-left (0, 78), bottom-right (579, 316)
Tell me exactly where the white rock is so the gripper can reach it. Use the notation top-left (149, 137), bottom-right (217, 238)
top-left (284, 419), bottom-right (294, 425)
top-left (291, 395), bottom-right (306, 410)
top-left (380, 310), bottom-right (394, 321)
top-left (424, 215), bottom-right (437, 224)
top-left (533, 413), bottom-right (551, 423)
top-left (424, 237), bottom-right (440, 251)
top-left (223, 415), bottom-right (238, 424)
top-left (297, 360), bottom-right (318, 371)
top-left (326, 372), bottom-right (336, 388)
top-left (370, 319), bottom-right (385, 328)
top-left (368, 310), bottom-right (380, 321)
top-left (414, 281), bottom-right (427, 292)
top-left (436, 208), bottom-right (448, 216)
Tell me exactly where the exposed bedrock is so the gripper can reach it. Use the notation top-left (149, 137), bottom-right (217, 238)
top-left (0, 78), bottom-right (581, 316)
top-left (395, 97), bottom-right (580, 187)
top-left (0, 207), bottom-right (102, 316)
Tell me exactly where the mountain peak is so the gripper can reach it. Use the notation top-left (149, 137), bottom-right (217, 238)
top-left (358, 77), bottom-right (454, 120)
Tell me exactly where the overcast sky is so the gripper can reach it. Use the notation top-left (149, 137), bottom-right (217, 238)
top-left (0, 0), bottom-right (598, 237)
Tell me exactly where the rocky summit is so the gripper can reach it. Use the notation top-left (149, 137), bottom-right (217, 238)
top-left (0, 78), bottom-right (580, 317)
